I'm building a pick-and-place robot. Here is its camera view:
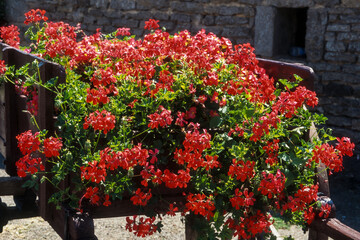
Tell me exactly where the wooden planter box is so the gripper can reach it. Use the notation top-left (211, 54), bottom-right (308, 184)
top-left (1, 44), bottom-right (359, 240)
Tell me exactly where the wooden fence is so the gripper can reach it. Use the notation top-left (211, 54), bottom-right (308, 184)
top-left (0, 43), bottom-right (359, 240)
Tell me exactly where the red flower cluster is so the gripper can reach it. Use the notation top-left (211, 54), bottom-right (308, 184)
top-left (226, 211), bottom-right (273, 239)
top-left (125, 215), bottom-right (157, 237)
top-left (250, 112), bottom-right (280, 142)
top-left (130, 188), bottom-right (152, 206)
top-left (0, 60), bottom-right (6, 74)
top-left (258, 170), bottom-right (286, 199)
top-left (15, 131), bottom-right (63, 177)
top-left (86, 86), bottom-right (110, 105)
top-left (230, 188), bottom-right (255, 210)
top-left (41, 21), bottom-right (77, 58)
top-left (83, 186), bottom-right (100, 205)
top-left (283, 184), bottom-right (319, 224)
top-left (16, 154), bottom-right (44, 177)
top-left (228, 159), bottom-right (255, 182)
top-left (24, 9), bottom-right (48, 25)
top-left (0, 25), bottom-right (20, 48)
top-left (140, 168), bottom-right (191, 188)
top-left (91, 68), bottom-right (117, 87)
top-left (273, 86), bottom-right (318, 118)
top-left (185, 193), bottom-right (215, 220)
top-left (147, 105), bottom-right (173, 129)
top-left (174, 127), bottom-right (214, 170)
top-left (144, 19), bottom-right (160, 30)
top-left (116, 27), bottom-right (131, 36)
top-left (83, 110), bottom-right (116, 134)
top-left (16, 130), bottom-right (41, 155)
top-left (81, 161), bottom-right (107, 184)
top-left (309, 137), bottom-right (354, 173)
top-left (263, 139), bottom-right (280, 166)
top-left (336, 137), bottom-right (355, 157)
top-left (43, 137), bottom-right (63, 158)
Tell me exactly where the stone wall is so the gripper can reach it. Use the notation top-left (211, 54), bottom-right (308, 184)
top-left (4, 0), bottom-right (360, 152)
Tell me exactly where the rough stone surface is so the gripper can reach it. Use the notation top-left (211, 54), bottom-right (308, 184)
top-left (254, 6), bottom-right (276, 57)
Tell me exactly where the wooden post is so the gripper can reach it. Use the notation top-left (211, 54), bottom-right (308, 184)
top-left (185, 214), bottom-right (199, 240)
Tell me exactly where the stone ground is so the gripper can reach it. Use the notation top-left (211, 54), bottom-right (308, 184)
top-left (0, 155), bottom-right (358, 239)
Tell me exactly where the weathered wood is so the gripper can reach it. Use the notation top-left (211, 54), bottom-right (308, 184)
top-left (185, 214), bottom-right (199, 240)
top-left (0, 176), bottom-right (28, 196)
top-left (258, 58), bottom-right (315, 91)
top-left (310, 218), bottom-right (360, 240)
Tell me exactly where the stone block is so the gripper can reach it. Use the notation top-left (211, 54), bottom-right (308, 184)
top-left (202, 15), bottom-right (215, 26)
top-left (86, 24), bottom-right (102, 32)
top-left (305, 8), bottom-right (327, 62)
top-left (171, 13), bottom-right (191, 23)
top-left (325, 41), bottom-right (346, 52)
top-left (88, 8), bottom-right (105, 17)
top-left (337, 32), bottom-right (360, 41)
top-left (109, 0), bottom-right (136, 10)
top-left (341, 0), bottom-right (360, 7)
top-left (112, 18), bottom-right (139, 28)
top-left (218, 6), bottom-right (245, 16)
top-left (349, 42), bottom-right (360, 52)
top-left (104, 9), bottom-right (120, 18)
top-left (324, 52), bottom-right (357, 63)
top-left (254, 6), bottom-right (276, 57)
top-left (339, 14), bottom-right (360, 24)
top-left (329, 14), bottom-right (339, 23)
top-left (222, 26), bottom-right (249, 38)
top-left (170, 2), bottom-right (203, 14)
top-left (352, 24), bottom-right (360, 32)
top-left (309, 62), bottom-right (341, 72)
top-left (83, 15), bottom-right (96, 24)
top-left (263, 0), bottom-right (313, 8)
top-left (202, 26), bottom-right (223, 36)
top-left (324, 82), bottom-right (353, 97)
top-left (328, 8), bottom-right (355, 14)
top-left (321, 72), bottom-right (360, 84)
top-left (72, 9), bottom-right (85, 23)
top-left (161, 21), bottom-right (176, 31)
top-left (314, 0), bottom-right (340, 7)
top-left (325, 32), bottom-right (336, 41)
top-left (97, 17), bottom-right (111, 26)
top-left (173, 22), bottom-right (192, 33)
top-left (327, 116), bottom-right (352, 128)
top-left (352, 119), bottom-right (360, 130)
top-left (342, 64), bottom-right (360, 73)
top-left (327, 24), bottom-right (351, 32)
top-left (127, 11), bottom-right (152, 21)
top-left (146, 11), bottom-right (169, 21)
top-left (215, 16), bottom-right (248, 25)
top-left (90, 0), bottom-right (109, 8)
top-left (136, 0), bottom-right (169, 10)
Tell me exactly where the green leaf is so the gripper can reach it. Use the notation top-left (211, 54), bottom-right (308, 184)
top-left (278, 78), bottom-right (298, 90)
top-left (210, 116), bottom-right (222, 128)
top-left (44, 76), bottom-right (58, 88)
top-left (284, 169), bottom-right (295, 187)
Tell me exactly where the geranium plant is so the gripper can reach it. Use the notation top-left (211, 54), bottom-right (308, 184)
top-left (0, 10), bottom-right (355, 239)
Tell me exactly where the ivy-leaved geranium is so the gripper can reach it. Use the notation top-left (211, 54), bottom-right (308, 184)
top-left (0, 9), bottom-right (355, 240)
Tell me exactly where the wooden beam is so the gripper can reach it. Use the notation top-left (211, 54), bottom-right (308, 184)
top-left (310, 218), bottom-right (360, 240)
top-left (0, 176), bottom-right (27, 196)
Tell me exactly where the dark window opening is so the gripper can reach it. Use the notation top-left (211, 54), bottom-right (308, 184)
top-left (273, 8), bottom-right (308, 59)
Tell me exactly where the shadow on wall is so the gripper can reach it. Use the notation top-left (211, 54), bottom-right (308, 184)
top-left (0, 0), bottom-right (5, 26)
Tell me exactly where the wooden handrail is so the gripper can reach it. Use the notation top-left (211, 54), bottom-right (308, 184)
top-left (310, 218), bottom-right (360, 240)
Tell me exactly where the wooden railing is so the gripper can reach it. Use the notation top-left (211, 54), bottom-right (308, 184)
top-left (0, 44), bottom-right (359, 240)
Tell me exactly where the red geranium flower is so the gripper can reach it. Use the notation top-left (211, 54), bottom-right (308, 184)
top-left (144, 19), bottom-right (160, 30)
top-left (24, 9), bottom-right (48, 25)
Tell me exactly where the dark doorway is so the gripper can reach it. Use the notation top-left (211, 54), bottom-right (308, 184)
top-left (273, 8), bottom-right (308, 58)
